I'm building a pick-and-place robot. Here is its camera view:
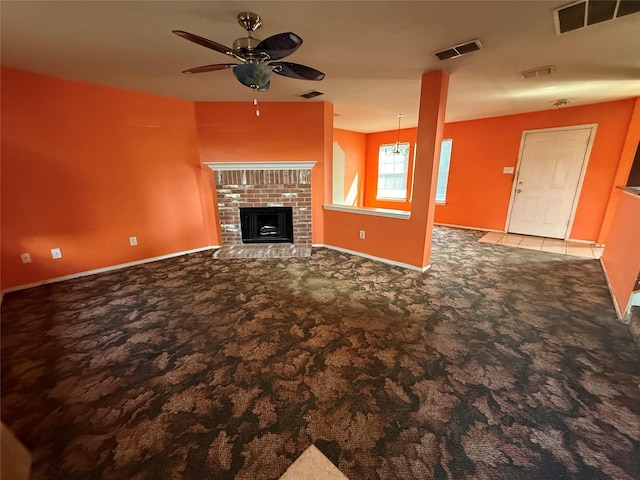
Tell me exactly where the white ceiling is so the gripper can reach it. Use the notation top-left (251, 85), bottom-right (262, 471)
top-left (1, 1), bottom-right (639, 133)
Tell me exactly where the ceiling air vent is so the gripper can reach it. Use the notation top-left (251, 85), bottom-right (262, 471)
top-left (300, 90), bottom-right (324, 99)
top-left (554, 0), bottom-right (640, 34)
top-left (434, 39), bottom-right (483, 61)
top-left (521, 65), bottom-right (555, 79)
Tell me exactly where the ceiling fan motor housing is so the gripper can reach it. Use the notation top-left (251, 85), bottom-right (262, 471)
top-left (233, 36), bottom-right (261, 55)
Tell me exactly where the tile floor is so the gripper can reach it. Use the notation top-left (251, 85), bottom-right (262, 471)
top-left (279, 445), bottom-right (350, 480)
top-left (478, 231), bottom-right (604, 259)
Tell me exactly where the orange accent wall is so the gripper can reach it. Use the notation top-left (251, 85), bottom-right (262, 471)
top-left (333, 129), bottom-right (367, 206)
top-left (192, 101), bottom-right (331, 244)
top-left (1, 67), bottom-right (217, 289)
top-left (435, 99), bottom-right (637, 240)
top-left (601, 191), bottom-right (640, 315)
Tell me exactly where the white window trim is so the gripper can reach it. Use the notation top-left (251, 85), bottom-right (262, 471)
top-left (435, 139), bottom-right (453, 205)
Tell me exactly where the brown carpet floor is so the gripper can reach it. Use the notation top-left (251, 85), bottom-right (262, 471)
top-left (2, 226), bottom-right (639, 479)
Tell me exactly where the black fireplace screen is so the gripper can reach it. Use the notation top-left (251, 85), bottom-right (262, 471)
top-left (239, 207), bottom-right (294, 244)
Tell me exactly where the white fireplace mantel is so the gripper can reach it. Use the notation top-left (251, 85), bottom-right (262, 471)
top-left (205, 161), bottom-right (317, 172)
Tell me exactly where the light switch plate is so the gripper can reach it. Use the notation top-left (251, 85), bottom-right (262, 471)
top-left (503, 166), bottom-right (515, 174)
top-left (51, 248), bottom-right (62, 259)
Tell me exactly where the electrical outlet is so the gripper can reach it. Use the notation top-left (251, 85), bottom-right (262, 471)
top-left (359, 230), bottom-right (366, 239)
top-left (20, 253), bottom-right (32, 264)
top-left (129, 236), bottom-right (138, 246)
top-left (51, 248), bottom-right (62, 259)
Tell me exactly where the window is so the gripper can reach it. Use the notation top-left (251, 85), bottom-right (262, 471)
top-left (376, 142), bottom-right (410, 200)
top-left (376, 139), bottom-right (452, 203)
top-left (435, 139), bottom-right (453, 203)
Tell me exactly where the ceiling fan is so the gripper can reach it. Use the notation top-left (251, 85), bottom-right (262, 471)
top-left (172, 12), bottom-right (325, 92)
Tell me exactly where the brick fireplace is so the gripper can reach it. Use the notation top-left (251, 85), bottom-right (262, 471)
top-left (205, 162), bottom-right (315, 254)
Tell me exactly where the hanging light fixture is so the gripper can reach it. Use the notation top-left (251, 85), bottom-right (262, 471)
top-left (391, 113), bottom-right (403, 155)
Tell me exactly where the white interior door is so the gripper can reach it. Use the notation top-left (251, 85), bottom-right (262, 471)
top-left (508, 127), bottom-right (593, 239)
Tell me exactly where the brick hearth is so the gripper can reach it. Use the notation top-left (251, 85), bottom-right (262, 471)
top-left (206, 163), bottom-right (314, 250)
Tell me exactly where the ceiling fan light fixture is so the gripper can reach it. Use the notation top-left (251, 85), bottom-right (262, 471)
top-left (233, 63), bottom-right (272, 91)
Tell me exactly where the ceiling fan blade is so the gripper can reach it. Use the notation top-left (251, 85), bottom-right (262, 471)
top-left (182, 64), bottom-right (238, 74)
top-left (172, 30), bottom-right (245, 62)
top-left (255, 32), bottom-right (302, 60)
top-left (269, 62), bottom-right (325, 81)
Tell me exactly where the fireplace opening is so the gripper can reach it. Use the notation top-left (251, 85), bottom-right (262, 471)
top-left (239, 207), bottom-right (294, 244)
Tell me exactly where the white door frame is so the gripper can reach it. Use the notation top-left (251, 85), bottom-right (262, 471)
top-left (504, 124), bottom-right (598, 240)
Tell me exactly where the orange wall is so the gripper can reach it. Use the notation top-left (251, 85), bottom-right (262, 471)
top-left (324, 71), bottom-right (449, 268)
top-left (1, 67), bottom-right (217, 289)
top-left (193, 101), bottom-right (331, 244)
top-left (3, 65), bottom-right (636, 290)
top-left (322, 102), bottom-right (335, 231)
top-left (601, 191), bottom-right (640, 315)
top-left (357, 99), bottom-right (636, 242)
top-left (598, 97), bottom-right (640, 243)
top-left (435, 100), bottom-right (637, 240)
top-left (414, 71), bottom-right (450, 266)
top-left (333, 129), bottom-right (367, 206)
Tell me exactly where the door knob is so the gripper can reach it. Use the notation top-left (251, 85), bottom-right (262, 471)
top-left (516, 189), bottom-right (522, 193)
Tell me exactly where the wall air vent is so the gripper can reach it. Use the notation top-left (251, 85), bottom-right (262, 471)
top-left (300, 90), bottom-right (324, 99)
top-left (554, 0), bottom-right (640, 34)
top-left (520, 65), bottom-right (555, 79)
top-left (434, 39), bottom-right (483, 61)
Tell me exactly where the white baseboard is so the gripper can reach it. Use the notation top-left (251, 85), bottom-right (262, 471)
top-left (600, 258), bottom-right (624, 320)
top-left (2, 246), bottom-right (220, 295)
top-left (566, 238), bottom-right (599, 245)
top-left (321, 245), bottom-right (430, 272)
top-left (434, 223), bottom-right (504, 233)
